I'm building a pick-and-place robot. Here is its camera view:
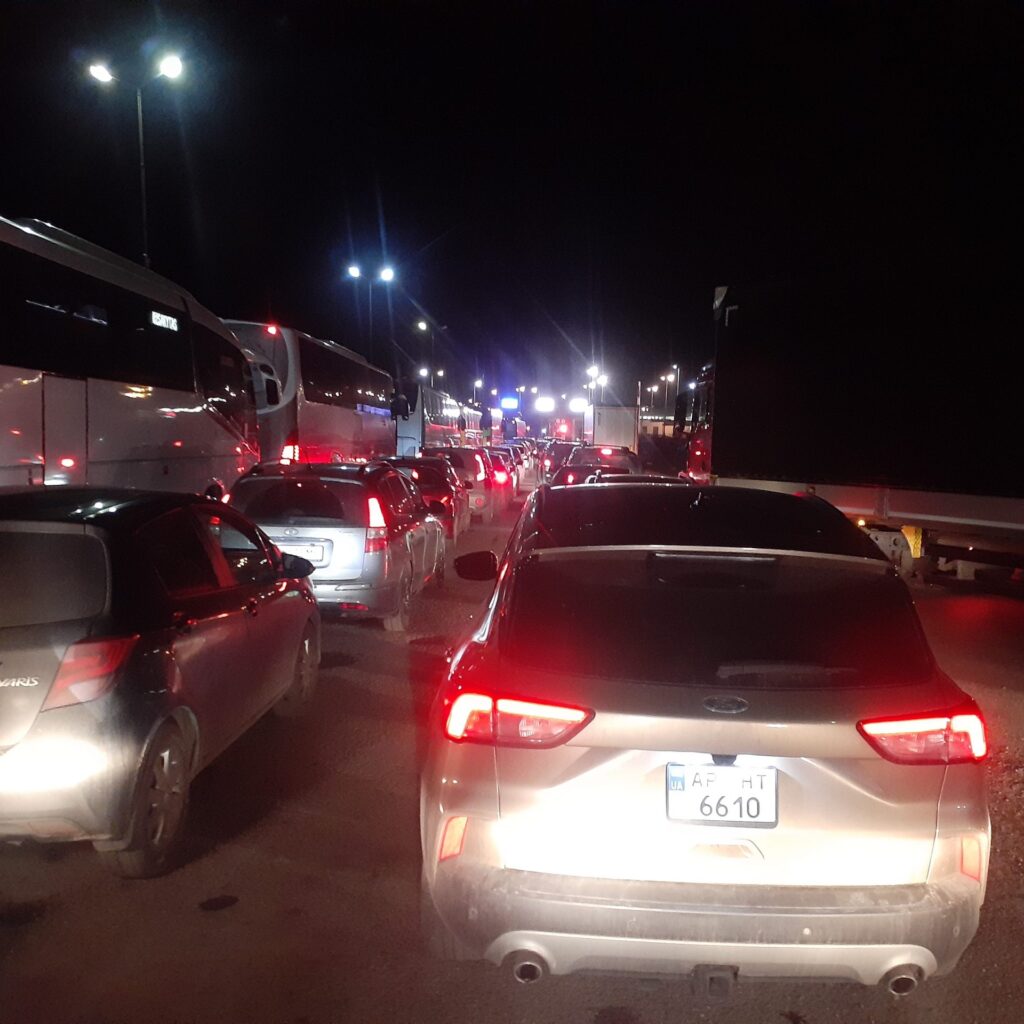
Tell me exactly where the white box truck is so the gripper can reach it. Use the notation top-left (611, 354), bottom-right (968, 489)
top-left (583, 403), bottom-right (640, 452)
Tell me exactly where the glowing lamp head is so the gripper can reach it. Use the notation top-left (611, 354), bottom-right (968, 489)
top-left (474, 379), bottom-right (483, 388)
top-left (597, 374), bottom-right (609, 388)
top-left (418, 367), bottom-right (429, 378)
top-left (379, 267), bottom-right (395, 282)
top-left (347, 265), bottom-right (361, 279)
top-left (157, 54), bottom-right (183, 79)
top-left (89, 63), bottom-right (114, 84)
top-left (417, 320), bottom-right (428, 331)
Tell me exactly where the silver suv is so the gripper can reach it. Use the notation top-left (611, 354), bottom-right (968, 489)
top-left (229, 462), bottom-right (446, 631)
top-left (421, 483), bottom-right (989, 994)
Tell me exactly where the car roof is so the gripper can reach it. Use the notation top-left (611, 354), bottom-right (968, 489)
top-left (529, 484), bottom-right (887, 562)
top-left (238, 461), bottom-right (392, 483)
top-left (0, 487), bottom-right (207, 532)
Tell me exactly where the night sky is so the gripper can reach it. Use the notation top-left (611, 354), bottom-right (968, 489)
top-left (4, 1), bottom-right (1021, 404)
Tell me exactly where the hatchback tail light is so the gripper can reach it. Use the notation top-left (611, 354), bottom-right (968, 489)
top-left (566, 473), bottom-right (575, 484)
top-left (858, 708), bottom-right (987, 764)
top-left (444, 692), bottom-right (592, 748)
top-left (493, 470), bottom-right (509, 485)
top-left (365, 496), bottom-right (388, 553)
top-left (281, 443), bottom-right (302, 462)
top-left (43, 636), bottom-right (139, 711)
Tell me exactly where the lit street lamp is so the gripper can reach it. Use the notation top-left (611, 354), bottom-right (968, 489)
top-left (587, 365), bottom-right (600, 379)
top-left (596, 373), bottom-right (609, 401)
top-left (344, 264), bottom-right (396, 362)
top-left (347, 265), bottom-right (361, 278)
top-left (87, 53), bottom-right (185, 268)
top-left (473, 378), bottom-right (483, 402)
top-left (379, 266), bottom-right (395, 282)
top-left (417, 320), bottom-right (428, 331)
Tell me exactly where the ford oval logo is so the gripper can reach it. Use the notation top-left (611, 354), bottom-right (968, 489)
top-left (703, 695), bottom-right (749, 715)
top-left (284, 528), bottom-right (299, 536)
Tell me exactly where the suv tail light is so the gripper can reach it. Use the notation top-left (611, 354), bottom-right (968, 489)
top-left (858, 708), bottom-right (987, 764)
top-left (281, 443), bottom-right (302, 462)
top-left (42, 636), bottom-right (139, 711)
top-left (493, 470), bottom-right (509, 485)
top-left (365, 496), bottom-right (388, 553)
top-left (444, 692), bottom-right (592, 748)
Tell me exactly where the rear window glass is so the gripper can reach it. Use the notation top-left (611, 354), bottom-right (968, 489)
top-left (570, 448), bottom-right (641, 471)
top-left (535, 487), bottom-right (884, 559)
top-left (503, 555), bottom-right (932, 686)
top-left (230, 478), bottom-right (365, 526)
top-left (395, 465), bottom-right (446, 489)
top-left (0, 529), bottom-right (107, 627)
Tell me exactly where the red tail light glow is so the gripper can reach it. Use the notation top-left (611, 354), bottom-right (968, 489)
top-left (859, 709), bottom-right (987, 764)
top-left (365, 495), bottom-right (388, 553)
top-left (43, 636), bottom-right (139, 711)
top-left (281, 444), bottom-right (301, 462)
top-left (543, 458), bottom-right (551, 469)
top-left (59, 457), bottom-right (76, 469)
top-left (266, 324), bottom-right (279, 336)
top-left (444, 693), bottom-right (591, 747)
top-left (600, 447), bottom-right (614, 456)
top-left (566, 473), bottom-right (575, 484)
top-left (494, 470), bottom-right (509, 485)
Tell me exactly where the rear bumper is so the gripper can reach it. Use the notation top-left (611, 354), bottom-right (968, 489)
top-left (428, 867), bottom-right (981, 983)
top-left (311, 578), bottom-right (398, 616)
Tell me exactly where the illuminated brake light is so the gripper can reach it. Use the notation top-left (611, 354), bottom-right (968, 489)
top-left (281, 444), bottom-right (301, 462)
top-left (365, 495), bottom-right (389, 553)
top-left (59, 457), bottom-right (76, 469)
top-left (266, 324), bottom-right (279, 336)
top-left (439, 815), bottom-right (468, 862)
top-left (600, 447), bottom-right (614, 456)
top-left (543, 458), bottom-right (551, 469)
top-left (444, 693), bottom-right (591, 747)
top-left (566, 473), bottom-right (575, 484)
top-left (43, 636), bottom-right (139, 711)
top-left (859, 710), bottom-right (987, 764)
top-left (494, 470), bottom-right (509, 485)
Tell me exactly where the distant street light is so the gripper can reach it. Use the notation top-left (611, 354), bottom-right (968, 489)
top-left (490, 387), bottom-right (498, 396)
top-left (347, 265), bottom-right (361, 279)
top-left (535, 396), bottom-right (556, 414)
top-left (87, 53), bottom-right (186, 268)
top-left (417, 320), bottom-right (428, 331)
top-left (688, 381), bottom-right (697, 390)
top-left (530, 386), bottom-right (538, 394)
top-left (418, 367), bottom-right (429, 378)
top-left (587, 365), bottom-right (600, 379)
top-left (436, 369), bottom-right (445, 378)
top-left (568, 397), bottom-right (588, 414)
top-left (379, 266), bottom-right (395, 282)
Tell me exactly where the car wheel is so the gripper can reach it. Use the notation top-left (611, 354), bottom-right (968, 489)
top-left (273, 623), bottom-right (319, 719)
top-left (382, 570), bottom-right (413, 632)
top-left (96, 722), bottom-right (191, 879)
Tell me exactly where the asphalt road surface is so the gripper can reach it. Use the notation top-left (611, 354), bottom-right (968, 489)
top-left (2, 487), bottom-right (1024, 1024)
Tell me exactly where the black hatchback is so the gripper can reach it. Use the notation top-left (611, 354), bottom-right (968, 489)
top-left (0, 488), bottom-right (320, 877)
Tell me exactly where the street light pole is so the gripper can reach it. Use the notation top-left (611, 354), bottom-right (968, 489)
top-left (135, 86), bottom-right (150, 268)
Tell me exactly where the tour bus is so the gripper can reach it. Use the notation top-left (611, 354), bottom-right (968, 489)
top-left (395, 381), bottom-right (483, 456)
top-left (0, 217), bottom-right (258, 494)
top-left (224, 321), bottom-right (395, 463)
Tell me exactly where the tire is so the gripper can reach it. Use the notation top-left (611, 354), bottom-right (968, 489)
top-left (382, 570), bottom-right (413, 632)
top-left (96, 722), bottom-right (191, 879)
top-left (273, 623), bottom-right (319, 719)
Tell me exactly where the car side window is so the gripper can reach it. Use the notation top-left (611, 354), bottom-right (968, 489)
top-left (379, 474), bottom-right (415, 518)
top-left (396, 474), bottom-right (425, 511)
top-left (136, 509), bottom-right (222, 598)
top-left (194, 507), bottom-right (276, 586)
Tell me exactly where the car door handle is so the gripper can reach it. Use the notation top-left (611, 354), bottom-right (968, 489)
top-left (245, 598), bottom-right (259, 617)
top-left (173, 613), bottom-right (197, 635)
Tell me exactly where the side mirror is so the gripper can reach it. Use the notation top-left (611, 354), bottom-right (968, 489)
top-left (280, 552), bottom-right (316, 579)
top-left (454, 550), bottom-right (498, 581)
top-left (203, 481), bottom-right (225, 501)
top-left (428, 500), bottom-right (447, 517)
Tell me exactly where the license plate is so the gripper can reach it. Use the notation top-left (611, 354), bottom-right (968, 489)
top-left (666, 764), bottom-right (778, 827)
top-left (278, 543), bottom-right (324, 562)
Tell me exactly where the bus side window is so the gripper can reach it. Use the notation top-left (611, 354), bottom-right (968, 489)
top-left (194, 324), bottom-right (257, 440)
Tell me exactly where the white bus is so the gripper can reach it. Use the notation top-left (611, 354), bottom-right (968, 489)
top-left (225, 321), bottom-right (395, 463)
top-left (0, 217), bottom-right (258, 494)
top-left (395, 382), bottom-right (483, 455)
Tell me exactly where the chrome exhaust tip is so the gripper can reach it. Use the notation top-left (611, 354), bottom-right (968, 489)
top-left (882, 964), bottom-right (923, 996)
top-left (509, 951), bottom-right (547, 984)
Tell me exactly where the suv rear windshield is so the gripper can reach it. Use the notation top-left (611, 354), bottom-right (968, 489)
top-left (0, 529), bottom-right (107, 627)
top-left (569, 447), bottom-right (641, 471)
top-left (534, 486), bottom-right (885, 559)
top-left (503, 554), bottom-right (932, 686)
top-left (395, 465), bottom-right (446, 490)
top-left (230, 478), bottom-right (365, 526)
